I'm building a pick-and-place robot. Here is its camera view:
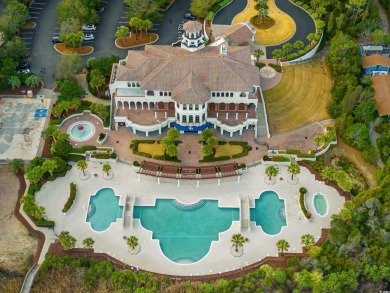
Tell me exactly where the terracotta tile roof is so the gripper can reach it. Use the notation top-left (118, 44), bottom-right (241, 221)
top-left (171, 72), bottom-right (210, 104)
top-left (371, 75), bottom-right (390, 116)
top-left (362, 54), bottom-right (390, 68)
top-left (219, 23), bottom-right (254, 45)
top-left (116, 45), bottom-right (259, 93)
top-left (183, 21), bottom-right (202, 33)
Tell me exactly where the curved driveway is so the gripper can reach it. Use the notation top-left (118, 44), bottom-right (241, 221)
top-left (213, 0), bottom-right (316, 58)
top-left (213, 0), bottom-right (247, 25)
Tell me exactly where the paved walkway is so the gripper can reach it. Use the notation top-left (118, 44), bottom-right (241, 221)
top-left (34, 161), bottom-right (344, 276)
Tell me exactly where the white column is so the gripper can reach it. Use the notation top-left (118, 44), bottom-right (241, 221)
top-left (221, 128), bottom-right (223, 135)
top-left (141, 103), bottom-right (144, 110)
top-left (128, 101), bottom-right (131, 109)
top-left (245, 113), bottom-right (248, 119)
top-left (177, 180), bottom-right (180, 186)
top-left (158, 127), bottom-right (161, 134)
top-left (216, 112), bottom-right (219, 118)
top-left (133, 128), bottom-right (136, 134)
top-left (235, 113), bottom-right (238, 120)
top-left (240, 129), bottom-right (242, 135)
top-left (146, 132), bottom-right (148, 137)
top-left (154, 112), bottom-right (157, 118)
top-left (135, 103), bottom-right (138, 110)
top-left (122, 102), bottom-right (124, 109)
top-left (165, 112), bottom-right (167, 118)
top-left (148, 103), bottom-right (150, 110)
top-left (226, 112), bottom-right (228, 119)
top-left (230, 132), bottom-right (233, 137)
top-left (237, 175), bottom-right (240, 182)
top-left (157, 177), bottom-right (160, 184)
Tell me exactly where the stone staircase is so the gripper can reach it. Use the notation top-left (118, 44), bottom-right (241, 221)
top-left (20, 263), bottom-right (40, 293)
top-left (257, 102), bottom-right (268, 138)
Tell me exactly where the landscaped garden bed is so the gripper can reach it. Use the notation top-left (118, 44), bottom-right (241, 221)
top-left (62, 183), bottom-right (77, 214)
top-left (299, 187), bottom-right (311, 219)
top-left (200, 141), bottom-right (249, 163)
top-left (115, 33), bottom-right (158, 48)
top-left (54, 44), bottom-right (94, 55)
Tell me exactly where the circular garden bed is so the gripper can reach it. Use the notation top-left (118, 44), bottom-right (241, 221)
top-left (250, 15), bottom-right (275, 29)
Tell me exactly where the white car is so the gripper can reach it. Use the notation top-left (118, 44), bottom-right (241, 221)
top-left (82, 24), bottom-right (96, 31)
top-left (83, 34), bottom-right (95, 41)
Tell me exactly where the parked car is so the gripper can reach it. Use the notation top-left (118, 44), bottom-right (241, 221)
top-left (184, 13), bottom-right (197, 21)
top-left (51, 36), bottom-right (62, 44)
top-left (17, 61), bottom-right (30, 70)
top-left (82, 24), bottom-right (96, 31)
top-left (83, 34), bottom-right (95, 41)
top-left (17, 68), bottom-right (30, 74)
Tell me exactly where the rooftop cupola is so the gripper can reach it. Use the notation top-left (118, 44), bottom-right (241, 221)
top-left (181, 21), bottom-right (205, 52)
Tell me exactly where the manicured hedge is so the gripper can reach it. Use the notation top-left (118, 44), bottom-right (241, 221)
top-left (153, 154), bottom-right (181, 162)
top-left (299, 187), bottom-right (312, 219)
top-left (230, 141), bottom-right (249, 159)
top-left (62, 183), bottom-right (77, 213)
top-left (131, 140), bottom-right (155, 158)
top-left (92, 152), bottom-right (117, 159)
top-left (37, 219), bottom-right (55, 227)
top-left (206, 0), bottom-right (232, 21)
top-left (69, 154), bottom-right (84, 162)
top-left (199, 155), bottom-right (230, 163)
top-left (71, 145), bottom-right (97, 154)
top-left (272, 156), bottom-right (291, 162)
top-left (268, 63), bottom-right (282, 72)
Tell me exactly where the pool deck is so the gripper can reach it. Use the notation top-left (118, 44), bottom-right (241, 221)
top-left (35, 161), bottom-right (344, 276)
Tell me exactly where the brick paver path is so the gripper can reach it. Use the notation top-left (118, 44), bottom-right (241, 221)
top-left (59, 113), bottom-right (325, 166)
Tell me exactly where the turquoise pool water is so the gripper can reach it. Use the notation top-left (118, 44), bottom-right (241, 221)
top-left (133, 199), bottom-right (239, 263)
top-left (70, 122), bottom-right (92, 139)
top-left (250, 191), bottom-right (287, 235)
top-left (313, 193), bottom-right (327, 216)
top-left (86, 188), bottom-right (124, 232)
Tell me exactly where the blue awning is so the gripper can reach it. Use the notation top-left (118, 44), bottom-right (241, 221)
top-left (171, 122), bottom-right (213, 132)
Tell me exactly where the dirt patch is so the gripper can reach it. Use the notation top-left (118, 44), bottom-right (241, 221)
top-left (54, 44), bottom-right (94, 55)
top-left (0, 166), bottom-right (38, 274)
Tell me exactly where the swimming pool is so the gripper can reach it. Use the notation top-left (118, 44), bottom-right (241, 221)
top-left (313, 193), bottom-right (327, 216)
top-left (86, 188), bottom-right (124, 232)
top-left (133, 199), bottom-right (239, 263)
top-left (250, 190), bottom-right (287, 235)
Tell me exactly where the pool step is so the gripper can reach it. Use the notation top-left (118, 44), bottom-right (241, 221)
top-left (87, 202), bottom-right (96, 218)
top-left (171, 199), bottom-right (206, 211)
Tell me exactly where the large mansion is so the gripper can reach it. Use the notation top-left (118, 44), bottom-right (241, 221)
top-left (109, 21), bottom-right (263, 137)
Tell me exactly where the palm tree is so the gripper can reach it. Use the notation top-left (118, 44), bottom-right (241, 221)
top-left (265, 165), bottom-right (278, 180)
top-left (9, 158), bottom-right (24, 174)
top-left (83, 237), bottom-right (95, 249)
top-left (301, 234), bottom-right (315, 248)
top-left (68, 98), bottom-right (81, 113)
top-left (8, 75), bottom-right (21, 89)
top-left (282, 42), bottom-right (293, 59)
top-left (287, 163), bottom-right (301, 180)
top-left (258, 8), bottom-right (268, 21)
top-left (254, 48), bottom-right (264, 64)
top-left (102, 163), bottom-right (111, 176)
top-left (272, 48), bottom-right (284, 64)
top-left (293, 40), bottom-right (304, 53)
top-left (143, 19), bottom-right (153, 35)
top-left (77, 160), bottom-right (88, 175)
top-left (51, 103), bottom-right (64, 118)
top-left (59, 231), bottom-right (76, 250)
top-left (321, 166), bottom-right (335, 183)
top-left (306, 33), bottom-right (316, 44)
top-left (276, 239), bottom-right (290, 255)
top-left (127, 235), bottom-right (139, 250)
top-left (115, 26), bottom-right (129, 45)
top-left (257, 0), bottom-right (268, 8)
top-left (231, 234), bottom-right (248, 252)
top-left (42, 159), bottom-right (58, 176)
top-left (25, 74), bottom-right (41, 88)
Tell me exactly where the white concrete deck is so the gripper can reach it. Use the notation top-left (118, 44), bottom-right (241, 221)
top-left (35, 162), bottom-right (345, 276)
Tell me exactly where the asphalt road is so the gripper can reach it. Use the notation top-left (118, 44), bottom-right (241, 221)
top-left (266, 0), bottom-right (316, 58)
top-left (212, 0), bottom-right (247, 25)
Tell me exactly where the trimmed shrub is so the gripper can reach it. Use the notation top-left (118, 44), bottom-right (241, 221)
top-left (230, 141), bottom-right (249, 159)
top-left (37, 219), bottom-right (55, 227)
top-left (299, 187), bottom-right (311, 219)
top-left (133, 161), bottom-right (140, 167)
top-left (272, 156), bottom-right (291, 162)
top-left (98, 133), bottom-right (106, 141)
top-left (296, 1), bottom-right (302, 5)
top-left (268, 63), bottom-right (282, 72)
top-left (69, 154), bottom-right (84, 162)
top-left (311, 13), bottom-right (318, 19)
top-left (62, 183), bottom-right (76, 213)
top-left (307, 8), bottom-right (313, 13)
top-left (131, 140), bottom-right (155, 158)
top-left (303, 4), bottom-right (309, 9)
top-left (199, 155), bottom-right (230, 163)
top-left (110, 153), bottom-right (117, 159)
top-left (256, 62), bottom-right (267, 69)
top-left (206, 0), bottom-right (232, 21)
top-left (287, 53), bottom-right (299, 60)
top-left (153, 154), bottom-right (181, 162)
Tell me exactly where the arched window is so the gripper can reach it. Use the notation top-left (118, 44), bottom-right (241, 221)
top-left (229, 103), bottom-right (235, 110)
top-left (202, 113), bottom-right (206, 122)
top-left (176, 113), bottom-right (180, 120)
top-left (195, 115), bottom-right (200, 123)
top-left (189, 115), bottom-right (193, 123)
top-left (221, 92), bottom-right (225, 97)
top-left (146, 90), bottom-right (154, 96)
top-left (217, 92), bottom-right (220, 97)
top-left (132, 82), bottom-right (136, 87)
top-left (183, 115), bottom-right (187, 123)
top-left (127, 82), bottom-right (131, 87)
top-left (240, 92), bottom-right (246, 97)
top-left (212, 92), bottom-right (215, 97)
top-left (230, 93), bottom-right (233, 97)
top-left (160, 91), bottom-right (163, 96)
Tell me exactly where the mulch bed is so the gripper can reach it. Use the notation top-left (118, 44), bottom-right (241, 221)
top-left (116, 33), bottom-right (158, 48)
top-left (13, 172), bottom-right (45, 264)
top-left (41, 139), bottom-right (52, 159)
top-left (54, 44), bottom-right (93, 55)
top-left (0, 83), bottom-right (43, 96)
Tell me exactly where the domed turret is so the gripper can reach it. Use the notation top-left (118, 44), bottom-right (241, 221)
top-left (181, 21), bottom-right (205, 52)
